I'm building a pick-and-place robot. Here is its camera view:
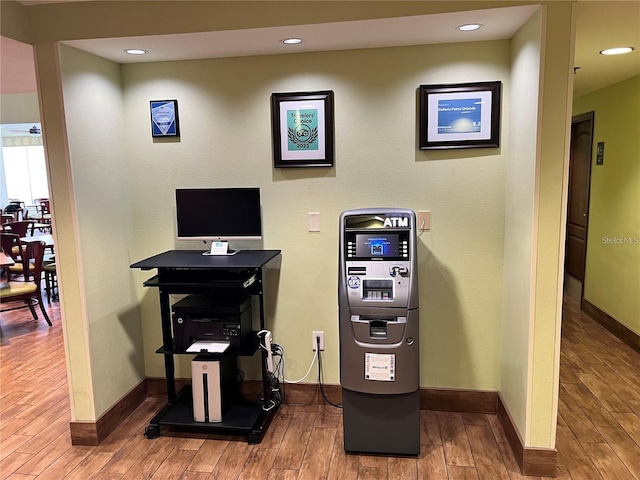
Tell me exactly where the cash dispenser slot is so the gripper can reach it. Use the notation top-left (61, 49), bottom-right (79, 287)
top-left (370, 320), bottom-right (387, 338)
top-left (362, 279), bottom-right (393, 300)
top-left (350, 315), bottom-right (405, 344)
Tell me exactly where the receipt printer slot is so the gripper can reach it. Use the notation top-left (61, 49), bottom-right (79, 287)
top-left (348, 266), bottom-right (367, 275)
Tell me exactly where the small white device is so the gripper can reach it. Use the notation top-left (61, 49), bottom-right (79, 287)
top-left (259, 330), bottom-right (274, 373)
top-left (203, 241), bottom-right (239, 256)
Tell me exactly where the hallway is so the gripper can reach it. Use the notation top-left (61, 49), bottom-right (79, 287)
top-left (556, 297), bottom-right (640, 478)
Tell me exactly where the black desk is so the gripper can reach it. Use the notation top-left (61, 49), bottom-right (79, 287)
top-left (131, 249), bottom-right (281, 443)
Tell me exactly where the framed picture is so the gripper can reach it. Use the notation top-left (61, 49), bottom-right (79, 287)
top-left (419, 81), bottom-right (501, 150)
top-left (271, 90), bottom-right (334, 168)
top-left (150, 99), bottom-right (180, 137)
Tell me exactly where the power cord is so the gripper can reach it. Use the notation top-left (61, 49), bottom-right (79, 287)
top-left (257, 332), bottom-right (342, 409)
top-left (257, 330), bottom-right (283, 411)
top-left (283, 347), bottom-right (318, 383)
top-left (262, 370), bottom-right (281, 411)
top-left (316, 336), bottom-right (342, 409)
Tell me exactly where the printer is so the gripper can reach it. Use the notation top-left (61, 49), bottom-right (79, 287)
top-left (171, 294), bottom-right (253, 351)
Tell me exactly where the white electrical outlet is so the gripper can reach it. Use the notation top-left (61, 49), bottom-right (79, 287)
top-left (312, 331), bottom-right (325, 351)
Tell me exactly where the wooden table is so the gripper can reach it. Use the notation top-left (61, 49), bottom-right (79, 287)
top-left (0, 251), bottom-right (14, 267)
top-left (20, 234), bottom-right (54, 247)
top-left (0, 250), bottom-right (15, 267)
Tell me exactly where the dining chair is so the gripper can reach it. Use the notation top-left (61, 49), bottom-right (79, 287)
top-left (2, 201), bottom-right (24, 220)
top-left (0, 233), bottom-right (23, 281)
top-left (34, 200), bottom-right (52, 225)
top-left (2, 233), bottom-right (48, 282)
top-left (4, 220), bottom-right (35, 237)
top-left (44, 262), bottom-right (58, 303)
top-left (0, 240), bottom-right (52, 326)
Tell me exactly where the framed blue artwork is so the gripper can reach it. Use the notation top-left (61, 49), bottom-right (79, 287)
top-left (419, 82), bottom-right (501, 150)
top-left (271, 90), bottom-right (334, 168)
top-left (150, 100), bottom-right (180, 137)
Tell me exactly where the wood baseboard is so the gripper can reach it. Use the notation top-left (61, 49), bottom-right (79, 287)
top-left (420, 387), bottom-right (499, 413)
top-left (497, 393), bottom-right (557, 477)
top-left (71, 379), bottom-right (557, 477)
top-left (582, 299), bottom-right (640, 354)
top-left (70, 379), bottom-right (147, 446)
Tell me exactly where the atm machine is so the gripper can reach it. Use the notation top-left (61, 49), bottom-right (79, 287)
top-left (338, 208), bottom-right (420, 456)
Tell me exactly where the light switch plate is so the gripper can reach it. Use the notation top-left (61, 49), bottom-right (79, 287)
top-left (308, 212), bottom-right (320, 232)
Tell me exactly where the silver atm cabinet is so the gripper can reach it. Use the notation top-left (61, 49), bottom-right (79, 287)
top-left (338, 208), bottom-right (420, 456)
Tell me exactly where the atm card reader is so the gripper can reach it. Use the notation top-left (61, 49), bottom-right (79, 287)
top-left (389, 266), bottom-right (408, 277)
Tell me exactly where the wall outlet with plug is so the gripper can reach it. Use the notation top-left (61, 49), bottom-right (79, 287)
top-left (312, 331), bottom-right (325, 351)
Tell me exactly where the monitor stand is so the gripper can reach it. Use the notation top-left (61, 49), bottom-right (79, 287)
top-left (202, 241), bottom-right (240, 256)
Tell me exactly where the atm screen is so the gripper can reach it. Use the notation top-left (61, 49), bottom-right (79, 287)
top-left (345, 230), bottom-right (410, 260)
top-left (355, 234), bottom-right (400, 258)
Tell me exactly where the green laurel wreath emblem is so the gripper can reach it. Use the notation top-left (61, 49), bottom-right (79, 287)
top-left (288, 126), bottom-right (318, 145)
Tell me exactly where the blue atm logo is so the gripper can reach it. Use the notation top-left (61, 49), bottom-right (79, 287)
top-left (383, 217), bottom-right (409, 228)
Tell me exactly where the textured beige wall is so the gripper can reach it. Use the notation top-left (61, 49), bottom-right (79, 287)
top-left (501, 7), bottom-right (542, 448)
top-left (123, 40), bottom-right (510, 388)
top-left (59, 45), bottom-right (147, 417)
top-left (529, 2), bottom-right (574, 447)
top-left (0, 94), bottom-right (40, 123)
top-left (32, 43), bottom-right (95, 420)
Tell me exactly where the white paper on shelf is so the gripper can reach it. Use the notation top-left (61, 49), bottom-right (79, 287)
top-left (186, 341), bottom-right (230, 354)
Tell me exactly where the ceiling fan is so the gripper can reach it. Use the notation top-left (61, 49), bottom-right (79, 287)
top-left (5, 124), bottom-right (41, 136)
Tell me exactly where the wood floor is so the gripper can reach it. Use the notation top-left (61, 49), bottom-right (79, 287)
top-left (1, 295), bottom-right (639, 479)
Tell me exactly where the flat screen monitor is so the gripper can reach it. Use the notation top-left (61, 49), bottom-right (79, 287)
top-left (176, 188), bottom-right (262, 254)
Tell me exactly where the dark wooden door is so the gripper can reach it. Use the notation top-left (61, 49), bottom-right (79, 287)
top-left (565, 112), bottom-right (594, 282)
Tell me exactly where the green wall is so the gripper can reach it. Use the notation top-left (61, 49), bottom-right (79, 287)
top-left (574, 76), bottom-right (640, 335)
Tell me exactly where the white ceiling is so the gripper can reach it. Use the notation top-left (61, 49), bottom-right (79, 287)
top-left (60, 6), bottom-right (539, 63)
top-left (1, 2), bottom-right (639, 98)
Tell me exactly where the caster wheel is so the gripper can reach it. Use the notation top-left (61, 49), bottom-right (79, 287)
top-left (144, 425), bottom-right (160, 439)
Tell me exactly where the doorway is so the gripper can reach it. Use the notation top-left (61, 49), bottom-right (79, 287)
top-left (564, 111), bottom-right (594, 301)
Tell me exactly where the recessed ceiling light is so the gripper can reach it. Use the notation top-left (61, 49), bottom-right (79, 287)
top-left (457, 24), bottom-right (483, 32)
top-left (281, 38), bottom-right (303, 45)
top-left (599, 47), bottom-right (634, 55)
top-left (125, 49), bottom-right (147, 55)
